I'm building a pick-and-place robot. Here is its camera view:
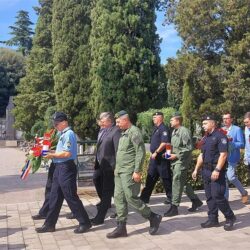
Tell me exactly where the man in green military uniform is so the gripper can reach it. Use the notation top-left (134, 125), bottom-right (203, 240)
top-left (106, 111), bottom-right (162, 238)
top-left (164, 113), bottom-right (202, 217)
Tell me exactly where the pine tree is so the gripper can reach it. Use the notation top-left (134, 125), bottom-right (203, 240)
top-left (52, 0), bottom-right (93, 138)
top-left (1, 10), bottom-right (34, 56)
top-left (13, 0), bottom-right (55, 133)
top-left (89, 0), bottom-right (162, 121)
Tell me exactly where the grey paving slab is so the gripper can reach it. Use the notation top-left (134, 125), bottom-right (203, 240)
top-left (1, 147), bottom-right (250, 250)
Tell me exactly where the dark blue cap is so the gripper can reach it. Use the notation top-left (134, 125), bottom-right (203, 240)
top-left (52, 112), bottom-right (68, 122)
top-left (115, 110), bottom-right (128, 119)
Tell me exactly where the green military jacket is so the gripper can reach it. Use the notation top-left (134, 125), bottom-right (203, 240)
top-left (171, 126), bottom-right (193, 167)
top-left (115, 125), bottom-right (145, 174)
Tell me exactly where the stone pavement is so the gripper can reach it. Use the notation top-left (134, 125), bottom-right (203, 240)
top-left (1, 148), bottom-right (250, 250)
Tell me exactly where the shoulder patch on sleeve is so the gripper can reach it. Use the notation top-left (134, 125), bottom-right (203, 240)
top-left (132, 134), bottom-right (142, 145)
top-left (221, 138), bottom-right (227, 144)
top-left (66, 141), bottom-right (71, 148)
top-left (163, 131), bottom-right (168, 136)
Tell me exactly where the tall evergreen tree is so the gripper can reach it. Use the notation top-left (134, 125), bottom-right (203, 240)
top-left (89, 0), bottom-right (162, 121)
top-left (1, 10), bottom-right (34, 56)
top-left (0, 48), bottom-right (25, 117)
top-left (52, 0), bottom-right (93, 138)
top-left (13, 0), bottom-right (55, 133)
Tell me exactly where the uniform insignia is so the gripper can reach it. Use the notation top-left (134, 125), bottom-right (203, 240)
top-left (132, 135), bottom-right (141, 145)
top-left (67, 142), bottom-right (71, 148)
top-left (163, 131), bottom-right (167, 136)
top-left (221, 138), bottom-right (227, 144)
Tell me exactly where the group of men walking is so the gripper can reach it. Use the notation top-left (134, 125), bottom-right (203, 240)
top-left (33, 110), bottom-right (250, 236)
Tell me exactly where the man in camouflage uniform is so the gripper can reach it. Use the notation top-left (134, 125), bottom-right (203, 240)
top-left (164, 112), bottom-right (202, 217)
top-left (106, 111), bottom-right (162, 238)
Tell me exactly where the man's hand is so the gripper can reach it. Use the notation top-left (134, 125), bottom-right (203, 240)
top-left (44, 153), bottom-right (54, 159)
top-left (192, 170), bottom-right (198, 180)
top-left (151, 152), bottom-right (158, 160)
top-left (167, 154), bottom-right (177, 160)
top-left (211, 170), bottom-right (220, 181)
top-left (132, 172), bottom-right (141, 183)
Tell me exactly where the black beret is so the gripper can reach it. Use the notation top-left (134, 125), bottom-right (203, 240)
top-left (52, 112), bottom-right (68, 122)
top-left (152, 111), bottom-right (163, 116)
top-left (202, 114), bottom-right (216, 121)
top-left (115, 110), bottom-right (128, 119)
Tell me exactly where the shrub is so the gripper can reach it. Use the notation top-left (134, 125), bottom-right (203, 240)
top-left (137, 107), bottom-right (176, 141)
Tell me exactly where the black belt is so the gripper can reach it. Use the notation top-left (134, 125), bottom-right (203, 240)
top-left (55, 159), bottom-right (75, 165)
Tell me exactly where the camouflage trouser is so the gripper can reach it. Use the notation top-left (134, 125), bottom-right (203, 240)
top-left (171, 163), bottom-right (198, 206)
top-left (114, 172), bottom-right (151, 222)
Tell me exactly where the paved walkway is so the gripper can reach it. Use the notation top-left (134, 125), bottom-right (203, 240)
top-left (1, 147), bottom-right (250, 250)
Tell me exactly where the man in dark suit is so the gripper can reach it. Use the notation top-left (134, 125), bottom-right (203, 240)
top-left (92, 112), bottom-right (121, 225)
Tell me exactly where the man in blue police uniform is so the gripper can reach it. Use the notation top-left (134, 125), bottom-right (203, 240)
top-left (192, 115), bottom-right (236, 231)
top-left (36, 112), bottom-right (91, 234)
top-left (140, 112), bottom-right (172, 204)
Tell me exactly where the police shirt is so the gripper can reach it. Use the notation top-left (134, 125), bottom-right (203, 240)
top-left (150, 123), bottom-right (170, 153)
top-left (115, 125), bottom-right (145, 174)
top-left (53, 127), bottom-right (77, 163)
top-left (201, 129), bottom-right (228, 165)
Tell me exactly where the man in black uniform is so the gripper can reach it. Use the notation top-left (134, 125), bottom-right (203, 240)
top-left (192, 115), bottom-right (236, 231)
top-left (140, 112), bottom-right (172, 204)
top-left (36, 112), bottom-right (91, 234)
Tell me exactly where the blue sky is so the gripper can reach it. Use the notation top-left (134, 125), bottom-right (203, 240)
top-left (0, 0), bottom-right (182, 64)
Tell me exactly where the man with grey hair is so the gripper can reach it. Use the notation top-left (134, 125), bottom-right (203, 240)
top-left (92, 112), bottom-right (121, 225)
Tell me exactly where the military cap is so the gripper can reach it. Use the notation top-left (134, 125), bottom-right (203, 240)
top-left (202, 114), bottom-right (216, 121)
top-left (171, 111), bottom-right (182, 118)
top-left (52, 111), bottom-right (68, 122)
top-left (152, 111), bottom-right (163, 116)
top-left (115, 110), bottom-right (128, 119)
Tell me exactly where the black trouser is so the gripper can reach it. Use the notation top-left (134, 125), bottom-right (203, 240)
top-left (202, 167), bottom-right (234, 222)
top-left (93, 168), bottom-right (103, 200)
top-left (45, 160), bottom-right (90, 227)
top-left (140, 159), bottom-right (172, 203)
top-left (39, 163), bottom-right (56, 217)
top-left (93, 169), bottom-right (114, 221)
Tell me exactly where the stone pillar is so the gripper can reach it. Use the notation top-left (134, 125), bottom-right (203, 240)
top-left (5, 96), bottom-right (16, 140)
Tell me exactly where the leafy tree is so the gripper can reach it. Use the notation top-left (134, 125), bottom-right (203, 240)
top-left (89, 0), bottom-right (162, 122)
top-left (52, 0), bottom-right (93, 138)
top-left (0, 48), bottom-right (25, 117)
top-left (163, 0), bottom-right (250, 122)
top-left (1, 10), bottom-right (34, 56)
top-left (13, 0), bottom-right (55, 132)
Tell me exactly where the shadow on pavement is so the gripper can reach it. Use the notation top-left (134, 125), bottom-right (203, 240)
top-left (0, 243), bottom-right (26, 249)
top-left (0, 173), bottom-right (47, 193)
top-left (0, 215), bottom-right (10, 220)
top-left (0, 227), bottom-right (27, 238)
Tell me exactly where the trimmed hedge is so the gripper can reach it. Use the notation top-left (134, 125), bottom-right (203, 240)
top-left (141, 150), bottom-right (249, 193)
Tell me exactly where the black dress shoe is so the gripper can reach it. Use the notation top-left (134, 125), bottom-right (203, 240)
top-left (32, 214), bottom-right (46, 220)
top-left (224, 215), bottom-right (236, 231)
top-left (66, 212), bottom-right (76, 219)
top-left (201, 220), bottom-right (220, 228)
top-left (36, 224), bottom-right (55, 233)
top-left (90, 218), bottom-right (104, 226)
top-left (164, 205), bottom-right (178, 217)
top-left (74, 224), bottom-right (92, 234)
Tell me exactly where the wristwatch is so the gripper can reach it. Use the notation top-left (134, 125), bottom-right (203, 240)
top-left (214, 167), bottom-right (221, 172)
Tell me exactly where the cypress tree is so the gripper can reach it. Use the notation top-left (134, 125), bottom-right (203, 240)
top-left (52, 0), bottom-right (93, 137)
top-left (89, 0), bottom-right (162, 121)
top-left (13, 0), bottom-right (55, 133)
